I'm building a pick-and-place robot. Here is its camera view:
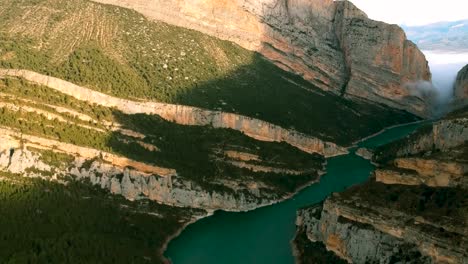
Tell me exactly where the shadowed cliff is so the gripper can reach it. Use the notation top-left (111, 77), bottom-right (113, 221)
top-left (172, 54), bottom-right (420, 145)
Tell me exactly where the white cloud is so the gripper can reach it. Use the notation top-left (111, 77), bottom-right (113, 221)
top-left (349, 0), bottom-right (468, 26)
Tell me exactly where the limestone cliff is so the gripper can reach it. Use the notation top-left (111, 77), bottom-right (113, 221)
top-left (92, 0), bottom-right (431, 116)
top-left (454, 64), bottom-right (468, 107)
top-left (0, 130), bottom-right (291, 211)
top-left (296, 192), bottom-right (466, 263)
top-left (0, 69), bottom-right (347, 157)
top-left (294, 108), bottom-right (468, 263)
top-left (373, 113), bottom-right (468, 188)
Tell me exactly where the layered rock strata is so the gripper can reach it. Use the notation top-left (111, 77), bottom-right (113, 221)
top-left (92, 0), bottom-right (431, 116)
top-left (0, 69), bottom-right (347, 157)
top-left (454, 64), bottom-right (468, 107)
top-left (373, 115), bottom-right (468, 188)
top-left (296, 195), bottom-right (465, 263)
top-left (0, 127), bottom-right (321, 211)
top-left (295, 109), bottom-right (468, 263)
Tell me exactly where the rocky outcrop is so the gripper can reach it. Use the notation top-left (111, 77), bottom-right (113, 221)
top-left (296, 193), bottom-right (466, 263)
top-left (376, 158), bottom-right (468, 188)
top-left (374, 118), bottom-right (468, 163)
top-left (355, 148), bottom-right (373, 160)
top-left (333, 1), bottom-right (431, 115)
top-left (295, 108), bottom-right (468, 263)
top-left (0, 127), bottom-right (175, 176)
top-left (71, 162), bottom-right (279, 211)
top-left (92, 0), bottom-right (431, 116)
top-left (0, 69), bottom-right (347, 157)
top-left (454, 64), bottom-right (468, 107)
top-left (0, 127), bottom-right (308, 211)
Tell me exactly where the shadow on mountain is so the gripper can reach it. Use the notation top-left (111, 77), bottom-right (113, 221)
top-left (170, 53), bottom-right (420, 146)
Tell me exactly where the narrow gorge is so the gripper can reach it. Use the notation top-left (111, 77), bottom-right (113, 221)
top-left (294, 108), bottom-right (468, 263)
top-left (0, 0), bottom-right (465, 263)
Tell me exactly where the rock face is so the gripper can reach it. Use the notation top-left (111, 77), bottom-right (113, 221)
top-left (91, 0), bottom-right (431, 116)
top-left (454, 64), bottom-right (468, 107)
top-left (0, 69), bottom-right (347, 157)
top-left (295, 108), bottom-right (468, 263)
top-left (297, 195), bottom-right (464, 263)
top-left (0, 128), bottom-right (307, 211)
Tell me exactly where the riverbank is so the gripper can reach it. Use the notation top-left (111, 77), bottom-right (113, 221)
top-left (350, 120), bottom-right (426, 147)
top-left (161, 166), bottom-right (328, 263)
top-left (160, 212), bottom-right (213, 264)
top-left (162, 120), bottom-right (423, 261)
top-left (164, 121), bottom-right (421, 263)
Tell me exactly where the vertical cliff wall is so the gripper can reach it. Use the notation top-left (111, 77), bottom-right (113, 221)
top-left (295, 108), bottom-right (468, 263)
top-left (92, 0), bottom-right (431, 116)
top-left (454, 64), bottom-right (468, 107)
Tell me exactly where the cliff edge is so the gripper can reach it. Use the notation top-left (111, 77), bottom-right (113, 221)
top-left (294, 108), bottom-right (468, 263)
top-left (454, 64), bottom-right (468, 108)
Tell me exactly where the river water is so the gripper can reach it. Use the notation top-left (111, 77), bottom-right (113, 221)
top-left (165, 123), bottom-right (421, 264)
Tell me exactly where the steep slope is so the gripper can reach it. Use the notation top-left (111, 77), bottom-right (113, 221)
top-left (92, 0), bottom-right (431, 116)
top-left (454, 64), bottom-right (468, 107)
top-left (0, 0), bottom-right (420, 146)
top-left (294, 109), bottom-right (468, 263)
top-left (0, 0), bottom-right (432, 262)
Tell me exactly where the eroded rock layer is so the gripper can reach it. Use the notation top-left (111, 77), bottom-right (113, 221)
top-left (0, 128), bottom-right (303, 211)
top-left (92, 0), bottom-right (431, 116)
top-left (295, 108), bottom-right (468, 263)
top-left (373, 113), bottom-right (468, 189)
top-left (0, 69), bottom-right (347, 157)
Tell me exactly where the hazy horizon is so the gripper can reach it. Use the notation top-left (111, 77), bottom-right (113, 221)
top-left (351, 0), bottom-right (468, 26)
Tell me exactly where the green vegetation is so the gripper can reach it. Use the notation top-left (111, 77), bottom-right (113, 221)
top-left (373, 123), bottom-right (434, 163)
top-left (27, 147), bottom-right (75, 169)
top-left (0, 78), bottom-right (114, 125)
top-left (0, 104), bottom-right (322, 193)
top-left (338, 180), bottom-right (468, 227)
top-left (0, 0), bottom-right (418, 145)
top-left (0, 77), bottom-right (323, 193)
top-left (0, 171), bottom-right (201, 263)
top-left (446, 105), bottom-right (468, 120)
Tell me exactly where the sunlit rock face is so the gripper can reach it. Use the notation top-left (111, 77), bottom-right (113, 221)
top-left (0, 130), bottom-right (283, 211)
top-left (333, 1), bottom-right (431, 115)
top-left (454, 64), bottom-right (468, 107)
top-left (295, 108), bottom-right (468, 263)
top-left (91, 0), bottom-right (431, 116)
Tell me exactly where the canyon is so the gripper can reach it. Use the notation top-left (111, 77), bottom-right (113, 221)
top-left (295, 107), bottom-right (468, 263)
top-left (2, 0), bottom-right (464, 263)
top-left (455, 64), bottom-right (468, 107)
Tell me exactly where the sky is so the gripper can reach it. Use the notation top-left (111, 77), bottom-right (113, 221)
top-left (350, 0), bottom-right (468, 26)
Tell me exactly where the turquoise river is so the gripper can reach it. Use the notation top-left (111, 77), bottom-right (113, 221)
top-left (166, 123), bottom-right (421, 264)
